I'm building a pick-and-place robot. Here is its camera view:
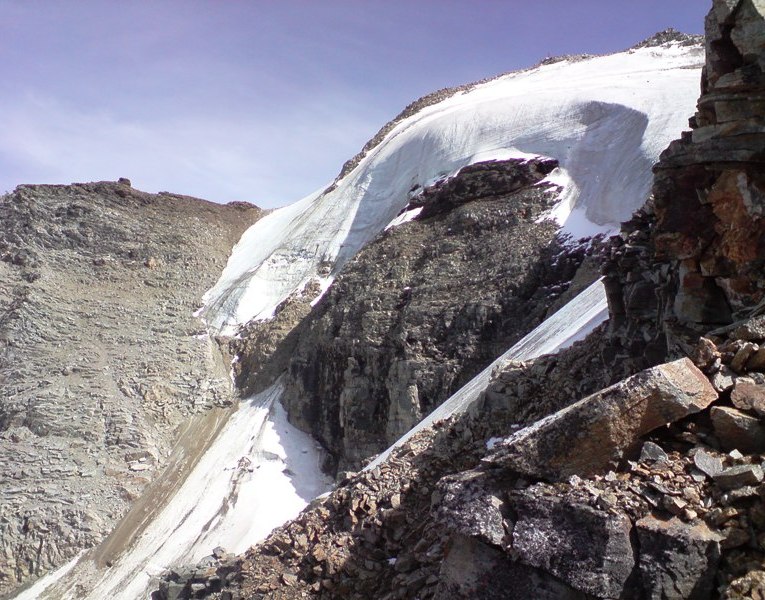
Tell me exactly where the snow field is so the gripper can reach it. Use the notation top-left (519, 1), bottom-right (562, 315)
top-left (201, 42), bottom-right (701, 334)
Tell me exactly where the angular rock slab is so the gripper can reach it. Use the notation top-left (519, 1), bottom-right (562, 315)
top-left (511, 489), bottom-right (636, 599)
top-left (434, 535), bottom-right (588, 600)
top-left (711, 405), bottom-right (765, 453)
top-left (636, 515), bottom-right (722, 600)
top-left (433, 470), bottom-right (508, 547)
top-left (486, 358), bottom-right (717, 481)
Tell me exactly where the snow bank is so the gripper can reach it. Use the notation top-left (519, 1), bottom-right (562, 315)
top-left (32, 383), bottom-right (332, 600)
top-left (201, 42), bottom-right (701, 335)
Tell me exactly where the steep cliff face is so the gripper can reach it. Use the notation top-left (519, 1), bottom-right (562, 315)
top-left (0, 182), bottom-right (261, 595)
top-left (260, 158), bottom-right (593, 471)
top-left (605, 0), bottom-right (765, 371)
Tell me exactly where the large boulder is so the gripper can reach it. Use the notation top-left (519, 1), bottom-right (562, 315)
top-left (636, 515), bottom-right (722, 600)
top-left (485, 358), bottom-right (717, 480)
top-left (434, 535), bottom-right (588, 600)
top-left (510, 488), bottom-right (637, 598)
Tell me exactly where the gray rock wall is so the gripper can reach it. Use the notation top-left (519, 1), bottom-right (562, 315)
top-left (0, 181), bottom-right (261, 594)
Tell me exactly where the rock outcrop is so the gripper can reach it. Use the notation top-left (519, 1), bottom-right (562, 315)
top-left (486, 358), bottom-right (717, 480)
top-left (605, 0), bottom-right (765, 373)
top-left (0, 182), bottom-right (261, 594)
top-left (236, 157), bottom-right (597, 471)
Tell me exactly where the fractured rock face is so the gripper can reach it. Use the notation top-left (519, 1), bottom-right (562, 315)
top-left (434, 535), bottom-right (588, 600)
top-left (636, 515), bottom-right (722, 600)
top-left (511, 488), bottom-right (636, 598)
top-left (605, 0), bottom-right (765, 369)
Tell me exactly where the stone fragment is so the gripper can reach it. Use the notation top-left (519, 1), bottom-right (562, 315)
top-left (724, 485), bottom-right (759, 502)
top-left (435, 535), bottom-right (588, 600)
top-left (713, 464), bottom-right (764, 490)
top-left (731, 342), bottom-right (759, 373)
top-left (748, 347), bottom-right (765, 372)
top-left (693, 448), bottom-right (724, 478)
top-left (725, 570), bottom-right (765, 599)
top-left (165, 582), bottom-right (188, 600)
top-left (728, 449), bottom-right (745, 461)
top-left (720, 527), bottom-right (750, 550)
top-left (640, 441), bottom-right (669, 464)
top-left (731, 380), bottom-right (765, 416)
top-left (511, 489), bottom-right (635, 598)
top-left (662, 495), bottom-right (687, 516)
top-left (636, 515), bottom-right (721, 600)
top-left (485, 359), bottom-right (717, 481)
top-left (691, 337), bottom-right (721, 371)
top-left (733, 315), bottom-right (765, 342)
top-left (434, 471), bottom-right (507, 547)
top-left (711, 406), bottom-right (765, 453)
top-left (711, 366), bottom-right (736, 392)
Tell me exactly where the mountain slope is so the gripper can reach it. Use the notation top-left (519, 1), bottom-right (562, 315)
top-left (153, 4), bottom-right (765, 598)
top-left (6, 31), bottom-right (708, 600)
top-left (0, 182), bottom-right (261, 596)
top-left (200, 34), bottom-right (703, 336)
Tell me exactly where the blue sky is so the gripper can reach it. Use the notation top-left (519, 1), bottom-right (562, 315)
top-left (0, 1), bottom-right (707, 208)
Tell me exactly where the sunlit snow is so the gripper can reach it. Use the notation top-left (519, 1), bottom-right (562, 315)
top-left (201, 42), bottom-right (701, 334)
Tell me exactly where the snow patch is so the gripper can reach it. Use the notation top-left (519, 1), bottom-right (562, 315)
top-left (385, 206), bottom-right (423, 231)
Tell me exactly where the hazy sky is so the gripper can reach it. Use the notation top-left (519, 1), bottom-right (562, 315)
top-left (1, 1), bottom-right (707, 208)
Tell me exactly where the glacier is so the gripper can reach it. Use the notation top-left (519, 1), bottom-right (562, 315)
top-left (200, 40), bottom-right (702, 335)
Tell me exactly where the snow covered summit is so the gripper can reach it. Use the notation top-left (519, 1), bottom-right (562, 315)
top-left (201, 37), bottom-right (704, 335)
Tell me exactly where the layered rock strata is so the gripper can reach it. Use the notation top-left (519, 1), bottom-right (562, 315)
top-left (605, 0), bottom-right (765, 372)
top-left (0, 182), bottom-right (260, 595)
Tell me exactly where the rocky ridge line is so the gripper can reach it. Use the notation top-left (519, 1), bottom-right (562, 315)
top-left (153, 1), bottom-right (765, 598)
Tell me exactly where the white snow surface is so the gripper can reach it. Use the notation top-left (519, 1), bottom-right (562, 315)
top-left (201, 42), bottom-right (701, 334)
top-left (31, 382), bottom-right (332, 600)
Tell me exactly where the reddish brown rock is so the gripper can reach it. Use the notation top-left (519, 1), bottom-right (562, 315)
top-left (711, 405), bottom-right (765, 453)
top-left (485, 359), bottom-right (717, 481)
top-left (731, 379), bottom-right (765, 415)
